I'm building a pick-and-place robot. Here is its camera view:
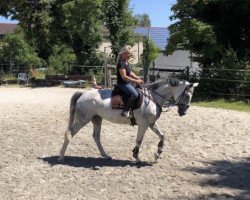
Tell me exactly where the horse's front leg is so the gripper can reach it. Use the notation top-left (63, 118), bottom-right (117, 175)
top-left (133, 125), bottom-right (148, 163)
top-left (149, 123), bottom-right (165, 161)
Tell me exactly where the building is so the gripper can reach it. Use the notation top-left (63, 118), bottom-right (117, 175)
top-left (152, 51), bottom-right (200, 79)
top-left (134, 26), bottom-right (200, 79)
top-left (0, 23), bottom-right (17, 39)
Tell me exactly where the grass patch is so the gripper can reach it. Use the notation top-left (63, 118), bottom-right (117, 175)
top-left (193, 99), bottom-right (250, 112)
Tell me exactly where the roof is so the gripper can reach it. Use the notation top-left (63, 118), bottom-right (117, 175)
top-left (0, 23), bottom-right (17, 35)
top-left (134, 27), bottom-right (169, 50)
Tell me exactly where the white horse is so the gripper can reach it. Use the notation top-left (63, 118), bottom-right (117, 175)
top-left (58, 79), bottom-right (198, 163)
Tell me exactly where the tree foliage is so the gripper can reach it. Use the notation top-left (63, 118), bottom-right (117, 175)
top-left (48, 44), bottom-right (76, 74)
top-left (141, 37), bottom-right (159, 82)
top-left (51, 0), bottom-right (103, 65)
top-left (0, 27), bottom-right (43, 69)
top-left (0, 0), bottom-right (103, 66)
top-left (0, 0), bottom-right (138, 73)
top-left (167, 0), bottom-right (250, 99)
top-left (102, 0), bottom-right (136, 59)
top-left (4, 1), bottom-right (54, 60)
top-left (0, 0), bottom-right (19, 17)
top-left (134, 13), bottom-right (151, 27)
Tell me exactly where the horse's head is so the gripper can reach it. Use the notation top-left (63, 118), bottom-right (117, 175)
top-left (146, 79), bottom-right (198, 116)
top-left (173, 81), bottom-right (199, 116)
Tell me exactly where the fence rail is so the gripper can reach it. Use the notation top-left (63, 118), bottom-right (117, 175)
top-left (199, 77), bottom-right (250, 83)
top-left (196, 92), bottom-right (250, 97)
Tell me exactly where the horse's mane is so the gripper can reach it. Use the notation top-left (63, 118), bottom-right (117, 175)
top-left (146, 80), bottom-right (166, 90)
top-left (146, 78), bottom-right (180, 90)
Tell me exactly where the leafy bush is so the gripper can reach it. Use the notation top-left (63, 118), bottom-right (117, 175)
top-left (48, 45), bottom-right (76, 74)
top-left (141, 37), bottom-right (160, 81)
top-left (197, 48), bottom-right (249, 100)
top-left (0, 28), bottom-right (44, 71)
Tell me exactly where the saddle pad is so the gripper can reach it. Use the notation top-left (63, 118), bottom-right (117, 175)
top-left (111, 95), bottom-right (125, 109)
top-left (111, 87), bottom-right (143, 110)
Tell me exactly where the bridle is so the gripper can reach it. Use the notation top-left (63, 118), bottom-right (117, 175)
top-left (142, 84), bottom-right (189, 108)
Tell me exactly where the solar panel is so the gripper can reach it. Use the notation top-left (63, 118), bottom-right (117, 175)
top-left (134, 27), bottom-right (169, 50)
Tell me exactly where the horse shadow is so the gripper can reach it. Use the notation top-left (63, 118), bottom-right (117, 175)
top-left (38, 156), bottom-right (153, 169)
top-left (184, 157), bottom-right (250, 200)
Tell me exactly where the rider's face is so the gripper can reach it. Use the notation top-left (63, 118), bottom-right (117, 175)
top-left (123, 51), bottom-right (131, 60)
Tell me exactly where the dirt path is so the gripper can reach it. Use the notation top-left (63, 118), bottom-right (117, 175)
top-left (0, 87), bottom-right (249, 200)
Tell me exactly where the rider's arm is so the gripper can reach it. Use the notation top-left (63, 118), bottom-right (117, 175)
top-left (119, 69), bottom-right (143, 85)
top-left (130, 71), bottom-right (141, 80)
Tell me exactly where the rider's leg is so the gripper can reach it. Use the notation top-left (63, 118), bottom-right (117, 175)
top-left (118, 83), bottom-right (139, 117)
top-left (121, 96), bottom-right (137, 117)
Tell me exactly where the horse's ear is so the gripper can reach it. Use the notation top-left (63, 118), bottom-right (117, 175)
top-left (189, 83), bottom-right (199, 88)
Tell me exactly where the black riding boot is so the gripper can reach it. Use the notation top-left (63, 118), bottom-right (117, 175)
top-left (121, 97), bottom-right (137, 117)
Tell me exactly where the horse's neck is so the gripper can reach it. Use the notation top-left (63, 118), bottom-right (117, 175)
top-left (150, 84), bottom-right (174, 107)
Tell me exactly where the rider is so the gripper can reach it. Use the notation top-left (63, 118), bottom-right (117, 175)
top-left (116, 45), bottom-right (144, 117)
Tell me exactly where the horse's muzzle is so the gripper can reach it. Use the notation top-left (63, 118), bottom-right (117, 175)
top-left (178, 105), bottom-right (189, 116)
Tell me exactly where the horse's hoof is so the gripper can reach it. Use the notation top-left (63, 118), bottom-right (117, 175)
top-left (102, 155), bottom-right (112, 160)
top-left (135, 158), bottom-right (141, 164)
top-left (57, 157), bottom-right (64, 163)
top-left (154, 153), bottom-right (160, 161)
top-left (104, 156), bottom-right (112, 160)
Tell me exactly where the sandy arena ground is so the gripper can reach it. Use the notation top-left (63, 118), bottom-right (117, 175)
top-left (0, 86), bottom-right (250, 200)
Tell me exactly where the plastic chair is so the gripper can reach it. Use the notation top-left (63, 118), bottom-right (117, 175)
top-left (18, 73), bottom-right (28, 85)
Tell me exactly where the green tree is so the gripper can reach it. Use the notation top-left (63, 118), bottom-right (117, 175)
top-left (134, 13), bottom-right (151, 27)
top-left (48, 44), bottom-right (76, 74)
top-left (167, 0), bottom-right (250, 99)
top-left (167, 0), bottom-right (219, 66)
top-left (167, 0), bottom-right (250, 62)
top-left (199, 48), bottom-right (249, 99)
top-left (1, 0), bottom-right (103, 67)
top-left (0, 0), bottom-right (19, 17)
top-left (51, 0), bottom-right (103, 65)
top-left (102, 0), bottom-right (136, 59)
top-left (141, 37), bottom-right (159, 82)
top-left (1, 0), bottom-right (139, 74)
top-left (0, 27), bottom-right (44, 71)
top-left (1, 1), bottom-right (54, 60)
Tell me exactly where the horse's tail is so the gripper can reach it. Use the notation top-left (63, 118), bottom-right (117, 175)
top-left (68, 92), bottom-right (83, 130)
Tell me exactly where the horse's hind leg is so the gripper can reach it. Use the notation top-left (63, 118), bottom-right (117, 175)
top-left (58, 129), bottom-right (73, 163)
top-left (149, 123), bottom-right (165, 161)
top-left (92, 116), bottom-right (111, 159)
top-left (58, 117), bottom-right (90, 162)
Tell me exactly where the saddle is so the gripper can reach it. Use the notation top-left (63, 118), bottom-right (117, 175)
top-left (111, 85), bottom-right (143, 110)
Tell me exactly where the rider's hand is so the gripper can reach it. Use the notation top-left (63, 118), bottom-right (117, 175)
top-left (134, 79), bottom-right (144, 85)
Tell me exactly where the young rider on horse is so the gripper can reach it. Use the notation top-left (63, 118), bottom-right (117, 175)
top-left (116, 45), bottom-right (144, 117)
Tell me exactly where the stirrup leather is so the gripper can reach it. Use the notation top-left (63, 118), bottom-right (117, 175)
top-left (121, 110), bottom-right (131, 118)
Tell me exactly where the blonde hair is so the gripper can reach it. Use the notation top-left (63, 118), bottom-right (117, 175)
top-left (117, 45), bottom-right (132, 63)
